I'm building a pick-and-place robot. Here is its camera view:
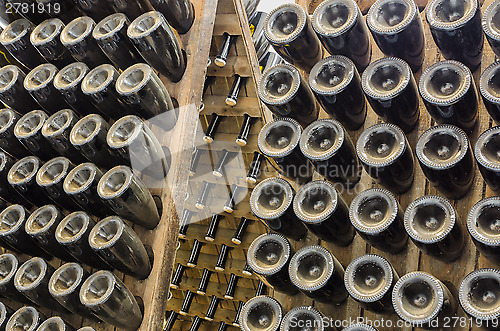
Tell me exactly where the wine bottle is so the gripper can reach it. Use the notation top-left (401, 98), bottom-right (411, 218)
top-left (37, 317), bottom-right (75, 331)
top-left (187, 240), bottom-right (202, 267)
top-left (23, 63), bottom-right (68, 113)
top-left (233, 301), bottom-right (244, 327)
top-left (246, 151), bottom-right (264, 185)
top-left (404, 195), bottom-right (464, 262)
top-left (479, 62), bottom-right (500, 125)
top-left (239, 296), bottom-right (283, 331)
top-left (215, 244), bottom-right (230, 271)
top-left (280, 306), bottom-right (334, 331)
top-left (0, 108), bottom-right (30, 158)
top-left (5, 307), bottom-right (46, 331)
top-left (224, 184), bottom-right (245, 213)
top-left (251, 11), bottom-right (270, 62)
top-left (343, 324), bottom-right (377, 331)
top-left (148, 0), bottom-right (195, 34)
top-left (0, 301), bottom-right (13, 330)
top-left (0, 253), bottom-right (34, 303)
top-left (213, 149), bottom-right (234, 178)
top-left (475, 127), bottom-right (500, 193)
top-left (467, 197), bottom-right (500, 266)
top-left (226, 75), bottom-right (245, 106)
top-left (483, 1), bottom-right (500, 59)
top-left (224, 274), bottom-right (239, 299)
top-left (30, 18), bottom-right (73, 69)
top-left (416, 124), bottom-right (475, 199)
top-left (349, 188), bottom-right (408, 253)
top-left (179, 290), bottom-right (195, 316)
top-left (196, 268), bottom-right (211, 295)
top-left (0, 151), bottom-right (29, 205)
top-left (232, 217), bottom-right (251, 244)
top-left (236, 114), bottom-right (255, 147)
top-left (0, 65), bottom-right (40, 113)
top-left (205, 295), bottom-right (220, 321)
top-left (215, 32), bottom-right (236, 68)
top-left (205, 214), bottom-right (223, 241)
top-left (179, 209), bottom-right (194, 239)
top-left (195, 181), bottom-right (213, 210)
top-left (203, 113), bottom-right (222, 143)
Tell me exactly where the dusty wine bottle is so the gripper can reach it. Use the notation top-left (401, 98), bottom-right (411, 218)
top-left (250, 177), bottom-right (308, 240)
top-left (280, 306), bottom-right (333, 331)
top-left (480, 62), bottom-right (500, 125)
top-left (0, 253), bottom-right (33, 303)
top-left (224, 274), bottom-right (239, 299)
top-left (419, 60), bottom-right (478, 132)
top-left (300, 119), bottom-right (361, 186)
top-left (392, 272), bottom-right (457, 328)
top-left (0, 108), bottom-right (30, 158)
top-left (23, 63), bottom-right (68, 113)
top-left (342, 324), bottom-right (377, 331)
top-left (179, 209), bottom-right (194, 239)
top-left (293, 180), bottom-right (355, 246)
top-left (187, 240), bottom-right (203, 267)
top-left (468, 197), bottom-right (500, 266)
top-left (239, 296), bottom-right (283, 331)
top-left (475, 127), bottom-right (500, 193)
top-left (226, 75), bottom-right (244, 106)
top-left (258, 118), bottom-right (314, 184)
top-left (309, 56), bottom-right (366, 131)
top-left (258, 64), bottom-right (318, 127)
top-left (149, 0), bottom-right (195, 34)
top-left (0, 65), bottom-right (40, 113)
top-left (361, 57), bottom-right (419, 133)
top-left (232, 217), bottom-right (251, 245)
top-left (6, 307), bottom-right (46, 331)
top-left (357, 123), bottom-right (415, 194)
top-left (344, 254), bottom-right (398, 314)
top-left (349, 188), bottom-right (408, 253)
top-left (459, 268), bottom-right (500, 329)
top-left (289, 245), bottom-right (348, 304)
top-left (404, 195), bottom-right (464, 262)
top-left (205, 214), bottom-right (223, 242)
top-left (37, 316), bottom-right (76, 331)
top-left (416, 124), bottom-right (475, 199)
top-left (483, 1), bottom-right (500, 59)
top-left (203, 113), bottom-right (222, 143)
top-left (195, 181), bottom-right (213, 210)
top-left (264, 4), bottom-right (322, 72)
top-left (236, 114), bottom-right (255, 146)
top-left (215, 33), bottom-right (236, 68)
top-left (366, 0), bottom-right (425, 71)
top-left (427, 0), bottom-right (483, 71)
top-left (189, 147), bottom-right (202, 177)
top-left (170, 264), bottom-right (185, 289)
top-left (0, 151), bottom-right (28, 205)
top-left (30, 18), bottom-right (74, 69)
top-left (247, 233), bottom-right (299, 295)
top-left (246, 151), bottom-right (265, 185)
top-left (0, 301), bottom-right (13, 330)
top-left (213, 149), bottom-right (234, 178)
top-left (215, 244), bottom-right (230, 271)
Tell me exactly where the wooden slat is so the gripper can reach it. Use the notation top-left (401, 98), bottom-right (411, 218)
top-left (207, 56), bottom-right (252, 77)
top-left (201, 95), bottom-right (262, 117)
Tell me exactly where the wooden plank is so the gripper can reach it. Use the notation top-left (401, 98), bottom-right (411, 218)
top-left (213, 14), bottom-right (243, 35)
top-left (207, 56), bottom-right (252, 77)
top-left (201, 96), bottom-right (261, 117)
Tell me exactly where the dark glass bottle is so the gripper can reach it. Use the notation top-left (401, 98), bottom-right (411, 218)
top-left (170, 264), bottom-right (185, 290)
top-left (73, 0), bottom-right (116, 22)
top-left (366, 0), bottom-right (425, 72)
top-left (247, 233), bottom-right (299, 295)
top-left (226, 75), bottom-right (245, 106)
top-left (233, 301), bottom-right (244, 327)
top-left (357, 123), bottom-right (415, 194)
top-left (30, 18), bottom-right (74, 69)
top-left (288, 245), bottom-right (348, 304)
top-left (224, 274), bottom-right (239, 299)
top-left (309, 56), bottom-right (366, 131)
top-left (349, 188), bottom-right (408, 253)
top-left (0, 151), bottom-right (28, 205)
top-left (392, 272), bottom-right (457, 328)
top-left (258, 118), bottom-right (314, 184)
top-left (215, 33), bottom-right (236, 68)
top-left (344, 254), bottom-right (398, 314)
top-left (251, 11), bottom-right (270, 62)
top-left (427, 0), bottom-right (483, 71)
top-left (361, 57), bottom-right (419, 133)
top-left (189, 147), bottom-right (202, 177)
top-left (196, 268), bottom-right (211, 295)
top-left (0, 253), bottom-right (33, 303)
top-left (419, 60), bottom-right (478, 132)
top-left (0, 108), bottom-right (30, 158)
top-left (239, 296), bottom-right (283, 331)
top-left (475, 127), bottom-right (500, 193)
top-left (232, 217), bottom-right (251, 244)
top-left (483, 1), bottom-right (500, 59)
top-left (0, 65), bottom-right (40, 113)
top-left (204, 296), bottom-right (220, 321)
top-left (215, 244), bottom-right (230, 271)
top-left (343, 324), bottom-right (377, 331)
top-left (187, 240), bottom-right (202, 267)
top-left (149, 0), bottom-right (195, 34)
top-left (468, 197), bottom-right (500, 266)
top-left (224, 185), bottom-right (244, 213)
top-left (480, 62), bottom-right (500, 125)
top-left (249, 177), bottom-right (308, 241)
top-left (0, 301), bottom-right (13, 330)
top-left (246, 151), bottom-right (265, 185)
top-left (213, 149), bottom-right (234, 178)
top-left (312, 0), bottom-right (371, 72)
top-left (264, 4), bottom-right (322, 72)
top-left (8, 156), bottom-right (54, 206)
top-left (416, 124), bottom-right (475, 199)
top-left (404, 195), bottom-right (464, 262)
top-left (179, 290), bottom-right (195, 316)
top-left (195, 181), bottom-right (213, 210)
top-left (5, 307), bottom-right (46, 331)
top-left (164, 311), bottom-right (178, 331)
top-left (293, 180), bottom-right (354, 246)
top-left (203, 113), bottom-right (222, 144)
top-left (236, 114), bottom-right (255, 147)
top-left (258, 64), bottom-right (318, 127)
top-left (179, 209), bottom-right (194, 239)
top-left (280, 306), bottom-right (334, 331)
top-left (459, 268), bottom-right (500, 329)
top-left (300, 119), bottom-right (361, 187)
top-left (205, 214), bottom-right (223, 242)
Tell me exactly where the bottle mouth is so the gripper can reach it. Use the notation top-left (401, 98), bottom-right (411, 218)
top-left (93, 13), bottom-right (127, 40)
top-left (419, 60), bottom-right (471, 106)
top-left (116, 63), bottom-right (153, 95)
top-left (289, 246), bottom-right (335, 291)
top-left (293, 180), bottom-right (338, 223)
top-left (0, 302), bottom-right (7, 326)
top-left (56, 211), bottom-right (91, 244)
top-left (349, 188), bottom-right (398, 233)
top-left (459, 269), bottom-right (500, 320)
top-left (6, 306), bottom-right (40, 331)
top-left (70, 114), bottom-right (104, 146)
top-left (8, 156), bottom-right (40, 186)
top-left (362, 57), bottom-right (411, 100)
top-left (300, 119), bottom-right (345, 161)
top-left (427, 0), bottom-right (477, 30)
top-left (404, 195), bottom-right (455, 244)
top-left (483, 1), bottom-right (500, 41)
top-left (356, 123), bottom-right (406, 167)
top-left (280, 306), bottom-right (324, 331)
top-left (392, 272), bottom-right (444, 325)
top-left (240, 296), bottom-right (283, 331)
top-left (24, 64), bottom-right (58, 91)
top-left (0, 19), bottom-right (32, 45)
top-left (467, 197), bottom-right (500, 246)
top-left (475, 126), bottom-right (500, 170)
top-left (14, 110), bottom-right (47, 139)
top-left (30, 18), bottom-right (64, 45)
top-left (342, 324), bottom-right (377, 331)
top-left (0, 65), bottom-right (21, 93)
top-left (128, 11), bottom-right (164, 39)
top-left (258, 64), bottom-right (300, 105)
top-left (264, 3), bottom-right (306, 44)
top-left (0, 152), bottom-right (8, 172)
top-left (249, 177), bottom-right (294, 220)
top-left (36, 157), bottom-right (71, 186)
top-left (107, 115), bottom-right (143, 149)
top-left (25, 205), bottom-right (60, 235)
top-left (54, 62), bottom-right (89, 90)
top-left (79, 270), bottom-right (116, 306)
top-left (97, 166), bottom-right (133, 200)
top-left (88, 216), bottom-right (125, 250)
top-left (82, 64), bottom-right (117, 95)
top-left (258, 117), bottom-right (301, 158)
top-left (0, 253), bottom-right (18, 286)
top-left (480, 62), bottom-right (500, 104)
top-left (63, 163), bottom-right (99, 194)
top-left (61, 16), bottom-right (94, 45)
top-left (345, 254), bottom-right (394, 302)
top-left (42, 109), bottom-right (75, 138)
top-left (15, 257), bottom-right (48, 291)
top-left (416, 124), bottom-right (469, 170)
top-left (36, 317), bottom-right (68, 331)
top-left (367, 0), bottom-right (416, 34)
top-left (48, 263), bottom-right (84, 297)
top-left (0, 205), bottom-right (26, 235)
top-left (312, 0), bottom-right (358, 37)
top-left (309, 56), bottom-right (355, 95)
top-left (0, 108), bottom-right (15, 134)
top-left (247, 233), bottom-right (291, 275)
